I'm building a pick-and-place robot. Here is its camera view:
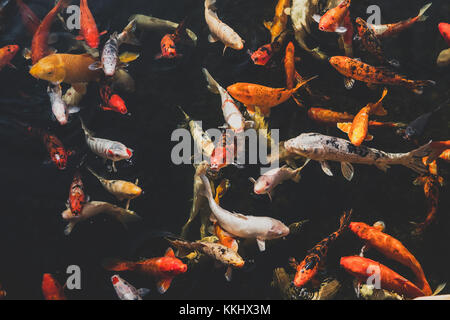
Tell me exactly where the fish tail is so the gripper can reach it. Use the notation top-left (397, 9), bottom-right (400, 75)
top-left (202, 68), bottom-right (220, 94)
top-left (115, 209), bottom-right (142, 228)
top-left (338, 209), bottom-right (353, 231)
top-left (103, 259), bottom-right (136, 271)
top-left (86, 166), bottom-right (103, 182)
top-left (402, 141), bottom-right (433, 174)
top-left (57, 0), bottom-right (72, 11)
top-left (79, 117), bottom-right (94, 137)
top-left (64, 221), bottom-right (76, 235)
top-left (417, 3), bottom-right (432, 22)
top-left (372, 87), bottom-right (388, 116)
top-left (292, 75), bottom-right (319, 94)
top-left (205, 0), bottom-right (217, 10)
top-left (408, 80), bottom-right (436, 95)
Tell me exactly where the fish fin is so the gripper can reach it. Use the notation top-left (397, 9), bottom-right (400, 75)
top-left (99, 30), bottom-right (108, 37)
top-left (413, 176), bottom-right (427, 186)
top-left (432, 283), bottom-right (446, 296)
top-left (225, 266), bottom-right (233, 282)
top-left (202, 68), bottom-right (220, 94)
top-left (22, 48), bottom-right (31, 60)
top-left (340, 162), bottom-right (354, 181)
top-left (335, 26), bottom-right (348, 34)
top-left (344, 77), bottom-right (355, 90)
top-left (154, 53), bottom-right (163, 60)
top-left (263, 20), bottom-right (273, 30)
top-left (410, 80), bottom-right (435, 95)
top-left (388, 59), bottom-right (400, 68)
top-left (267, 192), bottom-right (273, 202)
top-left (137, 288), bottom-right (151, 297)
top-left (208, 34), bottom-right (219, 43)
top-left (375, 162), bottom-right (391, 172)
top-left (402, 141), bottom-right (433, 174)
top-left (284, 8), bottom-right (291, 16)
top-left (371, 87), bottom-right (388, 116)
top-left (364, 134), bottom-right (373, 141)
top-left (320, 161), bottom-right (333, 176)
top-left (337, 122), bottom-right (352, 134)
top-left (417, 3), bottom-right (432, 21)
top-left (248, 177), bottom-right (257, 184)
top-left (7, 63), bottom-right (16, 69)
top-left (222, 46), bottom-right (228, 56)
top-left (75, 35), bottom-right (84, 41)
top-left (165, 247), bottom-right (176, 257)
top-left (102, 259), bottom-right (135, 271)
top-left (119, 52), bottom-right (140, 63)
top-left (312, 14), bottom-right (322, 23)
top-left (157, 278), bottom-right (172, 294)
top-left (256, 239), bottom-right (266, 252)
top-left (68, 106), bottom-right (80, 114)
top-left (64, 222), bottom-right (76, 235)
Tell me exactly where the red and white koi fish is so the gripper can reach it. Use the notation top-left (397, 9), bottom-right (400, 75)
top-left (155, 18), bottom-right (187, 59)
top-left (68, 171), bottom-right (86, 217)
top-left (203, 68), bottom-right (245, 133)
top-left (111, 275), bottom-right (150, 300)
top-left (80, 118), bottom-right (133, 172)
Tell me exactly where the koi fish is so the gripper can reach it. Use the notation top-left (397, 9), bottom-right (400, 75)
top-left (129, 14), bottom-right (198, 46)
top-left (200, 173), bottom-right (290, 252)
top-left (439, 23), bottom-right (450, 46)
top-left (292, 210), bottom-right (352, 288)
top-left (340, 11), bottom-right (353, 57)
top-left (349, 221), bottom-right (432, 295)
top-left (210, 130), bottom-right (237, 171)
top-left (89, 20), bottom-right (140, 76)
top-left (87, 167), bottom-right (142, 205)
top-left (29, 53), bottom-right (102, 91)
top-left (15, 0), bottom-right (40, 36)
top-left (111, 275), bottom-right (149, 300)
top-left (340, 256), bottom-right (425, 299)
top-left (80, 118), bottom-right (133, 172)
top-left (0, 283), bottom-right (6, 300)
top-left (284, 133), bottom-right (433, 181)
top-left (426, 140), bottom-right (450, 164)
top-left (63, 83), bottom-right (87, 107)
top-left (337, 87), bottom-right (388, 146)
top-left (264, 0), bottom-right (291, 43)
top-left (203, 68), bottom-right (245, 133)
top-left (248, 31), bottom-right (289, 67)
top-left (308, 107), bottom-right (405, 128)
top-left (42, 273), bottom-right (66, 300)
top-left (227, 76), bottom-right (317, 116)
top-left (204, 0), bottom-right (244, 54)
top-left (61, 200), bottom-right (141, 235)
top-left (155, 18), bottom-right (187, 59)
top-left (0, 44), bottom-right (19, 70)
top-left (355, 18), bottom-right (399, 68)
top-left (99, 85), bottom-right (128, 114)
top-left (178, 107), bottom-right (215, 158)
top-left (284, 41), bottom-right (296, 90)
top-left (68, 171), bottom-right (86, 217)
top-left (27, 126), bottom-right (69, 170)
top-left (103, 248), bottom-right (187, 294)
top-left (249, 165), bottom-right (305, 201)
top-left (367, 3), bottom-right (432, 39)
top-left (401, 99), bottom-right (448, 141)
top-left (76, 0), bottom-right (106, 48)
top-left (329, 56), bottom-right (435, 94)
top-left (29, 0), bottom-right (71, 65)
top-left (312, 0), bottom-right (351, 34)
top-left (48, 84), bottom-right (79, 125)
top-left (439, 149), bottom-right (450, 162)
top-left (180, 161), bottom-right (212, 239)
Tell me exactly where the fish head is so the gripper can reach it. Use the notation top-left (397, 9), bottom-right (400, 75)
top-left (109, 95), bottom-right (128, 114)
top-left (403, 126), bottom-right (416, 140)
top-left (160, 35), bottom-right (178, 58)
top-left (250, 44), bottom-right (272, 66)
top-left (226, 84), bottom-right (251, 104)
top-left (227, 114), bottom-right (245, 133)
top-left (210, 147), bottom-right (227, 171)
top-left (253, 176), bottom-right (271, 195)
top-left (340, 256), bottom-right (370, 277)
top-left (293, 258), bottom-right (318, 288)
top-left (51, 149), bottom-right (68, 170)
top-left (348, 222), bottom-right (370, 238)
top-left (159, 257), bottom-right (188, 276)
top-left (30, 56), bottom-right (66, 84)
top-left (124, 183), bottom-right (142, 198)
top-left (283, 135), bottom-right (313, 157)
top-left (267, 220), bottom-right (290, 239)
top-left (107, 144), bottom-right (133, 161)
top-left (4, 44), bottom-right (19, 59)
top-left (111, 275), bottom-right (123, 286)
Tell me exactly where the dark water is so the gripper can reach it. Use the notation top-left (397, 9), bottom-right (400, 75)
top-left (0, 0), bottom-right (448, 300)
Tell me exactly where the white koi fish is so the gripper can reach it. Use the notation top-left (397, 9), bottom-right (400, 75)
top-left (204, 0), bottom-right (244, 54)
top-left (48, 84), bottom-right (79, 125)
top-left (80, 118), bottom-right (133, 172)
top-left (200, 174), bottom-right (290, 252)
top-left (202, 68), bottom-right (246, 133)
top-left (284, 133), bottom-right (433, 181)
top-left (61, 201), bottom-right (141, 235)
top-left (111, 275), bottom-right (149, 300)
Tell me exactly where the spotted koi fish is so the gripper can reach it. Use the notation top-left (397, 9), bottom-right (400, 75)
top-left (210, 129), bottom-right (237, 171)
top-left (329, 56), bottom-right (435, 94)
top-left (284, 133), bottom-right (433, 181)
top-left (80, 118), bottom-right (133, 172)
top-left (68, 171), bottom-right (86, 216)
top-left (292, 210), bottom-right (352, 288)
top-left (28, 126), bottom-right (69, 170)
top-left (155, 18), bottom-right (187, 59)
top-left (111, 275), bottom-right (149, 300)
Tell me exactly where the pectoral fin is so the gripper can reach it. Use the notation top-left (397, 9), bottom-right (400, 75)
top-left (375, 162), bottom-right (390, 172)
top-left (224, 266), bottom-right (233, 282)
top-left (320, 161), bottom-right (333, 176)
top-left (312, 14), bottom-right (322, 23)
top-left (137, 288), bottom-right (151, 297)
top-left (157, 277), bottom-right (172, 294)
top-left (337, 122), bottom-right (352, 134)
top-left (341, 162), bottom-right (354, 181)
top-left (344, 77), bottom-right (355, 90)
top-left (208, 34), bottom-right (219, 43)
top-left (364, 134), bottom-right (373, 141)
top-left (256, 239), bottom-right (266, 252)
top-left (119, 52), bottom-right (140, 63)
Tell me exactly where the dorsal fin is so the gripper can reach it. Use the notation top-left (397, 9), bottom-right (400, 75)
top-left (165, 247), bottom-right (175, 257)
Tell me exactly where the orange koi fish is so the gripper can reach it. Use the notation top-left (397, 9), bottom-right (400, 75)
top-left (349, 222), bottom-right (432, 295)
top-left (29, 0), bottom-right (71, 65)
top-left (28, 126), bottom-right (70, 170)
top-left (100, 84), bottom-right (128, 114)
top-left (337, 88), bottom-right (388, 146)
top-left (103, 248), bottom-right (187, 294)
top-left (439, 149), bottom-right (450, 162)
top-left (264, 0), bottom-right (291, 43)
top-left (329, 56), bottom-right (435, 94)
top-left (210, 130), bottom-right (236, 171)
top-left (313, 0), bottom-right (351, 34)
top-left (292, 210), bottom-right (352, 288)
top-left (76, 0), bottom-right (106, 49)
top-left (284, 41), bottom-right (295, 90)
top-left (0, 45), bottom-right (19, 70)
top-left (368, 3), bottom-right (432, 39)
top-left (68, 171), bottom-right (86, 216)
top-left (340, 256), bottom-right (425, 299)
top-left (439, 23), bottom-right (450, 46)
top-left (428, 141), bottom-right (450, 163)
top-left (42, 274), bottom-right (66, 300)
top-left (155, 18), bottom-right (187, 59)
top-left (227, 76), bottom-right (317, 116)
top-left (15, 0), bottom-right (40, 36)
